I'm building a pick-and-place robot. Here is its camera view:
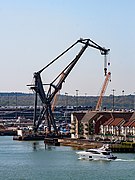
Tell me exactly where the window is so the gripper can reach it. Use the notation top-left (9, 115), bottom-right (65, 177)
top-left (102, 152), bottom-right (110, 155)
top-left (86, 150), bottom-right (100, 154)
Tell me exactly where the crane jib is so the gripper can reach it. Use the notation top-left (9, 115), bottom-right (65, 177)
top-left (30, 38), bottom-right (110, 135)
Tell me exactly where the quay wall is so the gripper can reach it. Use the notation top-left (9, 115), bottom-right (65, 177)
top-left (59, 138), bottom-right (135, 152)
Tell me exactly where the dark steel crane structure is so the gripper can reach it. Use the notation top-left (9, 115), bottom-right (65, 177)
top-left (29, 38), bottom-right (110, 134)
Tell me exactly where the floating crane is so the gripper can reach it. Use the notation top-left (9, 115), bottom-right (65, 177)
top-left (29, 38), bottom-right (110, 135)
top-left (51, 73), bottom-right (64, 112)
top-left (95, 72), bottom-right (111, 111)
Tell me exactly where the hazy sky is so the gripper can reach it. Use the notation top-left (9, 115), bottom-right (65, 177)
top-left (0, 0), bottom-right (135, 96)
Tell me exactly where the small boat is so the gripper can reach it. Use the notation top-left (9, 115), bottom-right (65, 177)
top-left (76, 144), bottom-right (117, 161)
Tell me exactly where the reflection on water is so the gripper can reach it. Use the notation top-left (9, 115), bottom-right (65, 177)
top-left (44, 143), bottom-right (56, 150)
top-left (1, 137), bottom-right (135, 180)
top-left (32, 141), bottom-right (56, 151)
top-left (72, 146), bottom-right (86, 150)
top-left (32, 142), bottom-right (39, 151)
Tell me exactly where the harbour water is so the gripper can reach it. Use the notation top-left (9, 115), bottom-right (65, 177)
top-left (1, 137), bottom-right (135, 180)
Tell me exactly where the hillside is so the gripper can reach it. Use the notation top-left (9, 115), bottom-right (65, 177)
top-left (0, 92), bottom-right (134, 111)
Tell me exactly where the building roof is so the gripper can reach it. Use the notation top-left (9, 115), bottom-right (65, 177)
top-left (73, 111), bottom-right (134, 126)
top-left (81, 111), bottom-right (98, 123)
top-left (129, 112), bottom-right (135, 121)
top-left (123, 120), bottom-right (135, 127)
top-left (130, 121), bottom-right (135, 127)
top-left (109, 118), bottom-right (125, 126)
top-left (111, 112), bottom-right (133, 120)
top-left (102, 118), bottom-right (114, 126)
top-left (73, 112), bottom-right (86, 121)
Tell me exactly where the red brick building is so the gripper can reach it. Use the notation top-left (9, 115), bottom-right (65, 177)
top-left (71, 111), bottom-right (134, 140)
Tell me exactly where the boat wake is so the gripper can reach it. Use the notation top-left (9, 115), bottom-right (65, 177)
top-left (78, 157), bottom-right (113, 161)
top-left (114, 158), bottom-right (135, 162)
top-left (78, 157), bottom-right (135, 162)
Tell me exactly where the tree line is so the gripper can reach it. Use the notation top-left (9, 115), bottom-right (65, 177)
top-left (0, 92), bottom-right (134, 110)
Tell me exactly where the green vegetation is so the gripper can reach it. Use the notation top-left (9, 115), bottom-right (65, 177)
top-left (0, 92), bottom-right (134, 110)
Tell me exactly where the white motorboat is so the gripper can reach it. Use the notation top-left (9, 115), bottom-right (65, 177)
top-left (76, 144), bottom-right (117, 161)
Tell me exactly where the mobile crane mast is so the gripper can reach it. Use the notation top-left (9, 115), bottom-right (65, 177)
top-left (29, 38), bottom-right (110, 134)
top-left (95, 72), bottom-right (111, 111)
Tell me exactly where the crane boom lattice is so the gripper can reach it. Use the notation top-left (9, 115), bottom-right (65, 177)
top-left (95, 72), bottom-right (111, 111)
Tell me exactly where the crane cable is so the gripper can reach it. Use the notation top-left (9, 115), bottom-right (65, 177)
top-left (38, 41), bottom-right (79, 74)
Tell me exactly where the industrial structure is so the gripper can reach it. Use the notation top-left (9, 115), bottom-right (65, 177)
top-left (28, 38), bottom-right (110, 135)
top-left (95, 72), bottom-right (111, 111)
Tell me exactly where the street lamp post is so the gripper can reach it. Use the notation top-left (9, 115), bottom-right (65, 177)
top-left (65, 92), bottom-right (68, 123)
top-left (76, 90), bottom-right (79, 111)
top-left (112, 89), bottom-right (116, 111)
top-left (85, 93), bottom-right (87, 107)
top-left (65, 92), bottom-right (68, 108)
top-left (134, 92), bottom-right (135, 111)
top-left (7, 93), bottom-right (9, 107)
top-left (16, 92), bottom-right (18, 107)
top-left (122, 90), bottom-right (124, 110)
top-left (15, 93), bottom-right (18, 119)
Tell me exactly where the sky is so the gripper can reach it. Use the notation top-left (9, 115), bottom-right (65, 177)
top-left (0, 0), bottom-right (135, 96)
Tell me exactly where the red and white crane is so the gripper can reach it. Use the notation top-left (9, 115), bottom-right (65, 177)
top-left (95, 72), bottom-right (111, 111)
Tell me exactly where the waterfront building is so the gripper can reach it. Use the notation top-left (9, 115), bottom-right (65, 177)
top-left (71, 111), bottom-right (135, 141)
